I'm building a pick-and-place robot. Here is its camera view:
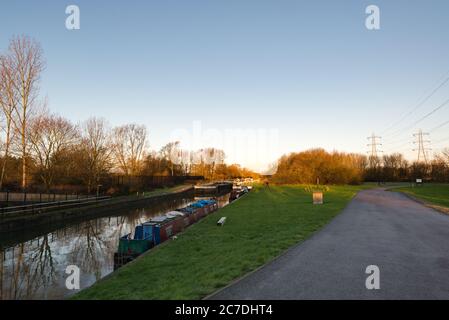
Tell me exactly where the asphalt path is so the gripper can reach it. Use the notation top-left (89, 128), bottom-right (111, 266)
top-left (208, 189), bottom-right (449, 299)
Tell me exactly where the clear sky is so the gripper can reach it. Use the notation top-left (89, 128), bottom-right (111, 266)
top-left (1, 0), bottom-right (449, 172)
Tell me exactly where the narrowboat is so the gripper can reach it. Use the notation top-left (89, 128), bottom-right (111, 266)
top-left (114, 199), bottom-right (218, 269)
top-left (229, 186), bottom-right (249, 201)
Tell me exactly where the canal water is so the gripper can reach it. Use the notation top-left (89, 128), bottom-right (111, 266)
top-left (0, 193), bottom-right (231, 300)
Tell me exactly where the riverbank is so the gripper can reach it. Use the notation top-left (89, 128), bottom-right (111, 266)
top-left (0, 185), bottom-right (194, 233)
top-left (74, 184), bottom-right (367, 300)
top-left (393, 183), bottom-right (449, 214)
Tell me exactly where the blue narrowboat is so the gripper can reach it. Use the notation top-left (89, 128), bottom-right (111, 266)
top-left (114, 199), bottom-right (218, 269)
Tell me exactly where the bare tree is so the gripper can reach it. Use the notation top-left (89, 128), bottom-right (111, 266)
top-left (79, 118), bottom-right (112, 194)
top-left (178, 149), bottom-right (191, 175)
top-left (27, 113), bottom-right (78, 191)
top-left (6, 36), bottom-right (45, 190)
top-left (0, 54), bottom-right (18, 189)
top-left (203, 148), bottom-right (225, 179)
top-left (160, 141), bottom-right (180, 176)
top-left (111, 124), bottom-right (147, 176)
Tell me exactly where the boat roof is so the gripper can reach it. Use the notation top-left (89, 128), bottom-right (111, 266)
top-left (149, 216), bottom-right (167, 222)
top-left (140, 201), bottom-right (216, 225)
top-left (166, 211), bottom-right (185, 218)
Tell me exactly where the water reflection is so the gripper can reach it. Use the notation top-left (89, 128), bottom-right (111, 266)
top-left (0, 193), bottom-right (230, 300)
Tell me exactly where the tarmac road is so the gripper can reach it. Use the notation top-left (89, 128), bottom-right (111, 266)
top-left (208, 188), bottom-right (449, 299)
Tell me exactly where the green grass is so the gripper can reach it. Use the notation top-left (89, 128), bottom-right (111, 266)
top-left (74, 184), bottom-right (366, 300)
top-left (394, 183), bottom-right (449, 208)
top-left (99, 185), bottom-right (193, 205)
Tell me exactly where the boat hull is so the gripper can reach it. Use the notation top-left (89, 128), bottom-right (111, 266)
top-left (113, 200), bottom-right (218, 270)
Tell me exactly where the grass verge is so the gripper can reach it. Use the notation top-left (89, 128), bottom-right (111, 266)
top-left (74, 184), bottom-right (366, 300)
top-left (393, 183), bottom-right (449, 209)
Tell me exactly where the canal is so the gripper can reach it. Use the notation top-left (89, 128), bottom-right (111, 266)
top-left (0, 192), bottom-right (231, 300)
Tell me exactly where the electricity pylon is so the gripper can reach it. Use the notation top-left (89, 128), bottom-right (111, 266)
top-left (367, 133), bottom-right (382, 158)
top-left (367, 133), bottom-right (383, 184)
top-left (413, 129), bottom-right (431, 164)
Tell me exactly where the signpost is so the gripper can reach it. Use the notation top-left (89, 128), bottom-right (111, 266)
top-left (313, 191), bottom-right (323, 205)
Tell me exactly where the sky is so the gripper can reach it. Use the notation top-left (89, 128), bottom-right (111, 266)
top-left (1, 0), bottom-right (449, 172)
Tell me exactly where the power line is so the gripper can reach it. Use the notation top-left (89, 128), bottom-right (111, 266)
top-left (383, 132), bottom-right (415, 154)
top-left (429, 119), bottom-right (449, 133)
top-left (382, 71), bottom-right (449, 136)
top-left (384, 141), bottom-right (412, 153)
top-left (383, 136), bottom-right (411, 148)
top-left (385, 98), bottom-right (449, 139)
top-left (432, 135), bottom-right (449, 145)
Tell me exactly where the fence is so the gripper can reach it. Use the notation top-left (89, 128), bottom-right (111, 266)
top-left (0, 195), bottom-right (111, 216)
top-left (101, 175), bottom-right (204, 190)
top-left (0, 191), bottom-right (89, 206)
top-left (0, 175), bottom-right (205, 204)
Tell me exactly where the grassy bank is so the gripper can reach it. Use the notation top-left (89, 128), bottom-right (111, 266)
top-left (106, 184), bottom-right (194, 203)
top-left (74, 184), bottom-right (366, 300)
top-left (394, 183), bottom-right (449, 208)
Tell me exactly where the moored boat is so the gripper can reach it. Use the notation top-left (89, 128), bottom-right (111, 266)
top-left (113, 199), bottom-right (218, 269)
top-left (229, 186), bottom-right (249, 201)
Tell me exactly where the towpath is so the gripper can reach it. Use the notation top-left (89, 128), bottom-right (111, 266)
top-left (209, 189), bottom-right (449, 299)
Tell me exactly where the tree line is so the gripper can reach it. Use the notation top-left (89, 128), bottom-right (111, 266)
top-left (0, 36), bottom-right (257, 194)
top-left (364, 151), bottom-right (449, 183)
top-left (271, 148), bottom-right (449, 185)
